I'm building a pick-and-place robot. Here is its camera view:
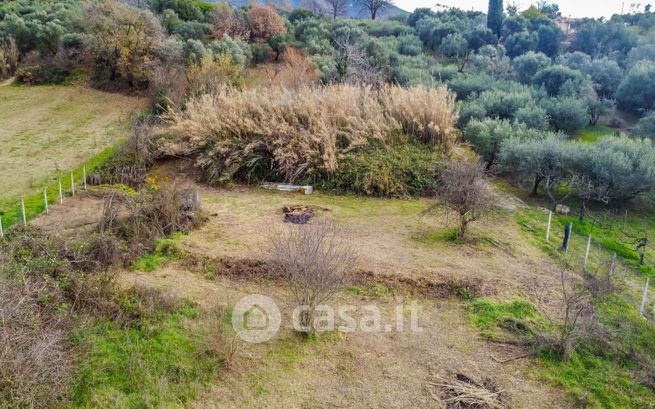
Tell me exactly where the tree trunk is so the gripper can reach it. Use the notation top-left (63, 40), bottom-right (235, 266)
top-left (458, 217), bottom-right (468, 240)
top-left (485, 155), bottom-right (495, 172)
top-left (579, 199), bottom-right (588, 222)
top-left (532, 175), bottom-right (544, 196)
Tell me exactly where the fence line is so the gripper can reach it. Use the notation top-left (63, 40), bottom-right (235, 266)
top-left (543, 211), bottom-right (651, 317)
top-left (0, 169), bottom-right (90, 238)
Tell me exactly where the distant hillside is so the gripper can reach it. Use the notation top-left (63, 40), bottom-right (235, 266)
top-left (212, 0), bottom-right (409, 19)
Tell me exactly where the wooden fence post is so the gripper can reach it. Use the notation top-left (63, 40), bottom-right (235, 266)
top-left (58, 179), bottom-right (63, 204)
top-left (609, 253), bottom-right (617, 278)
top-left (562, 223), bottom-right (572, 254)
top-left (21, 199), bottom-right (26, 225)
top-left (640, 277), bottom-right (650, 317)
top-left (546, 211), bottom-right (552, 243)
top-left (44, 189), bottom-right (49, 214)
top-left (70, 173), bottom-right (75, 196)
top-left (83, 166), bottom-right (87, 190)
top-left (0, 216), bottom-right (3, 238)
top-left (584, 234), bottom-right (592, 270)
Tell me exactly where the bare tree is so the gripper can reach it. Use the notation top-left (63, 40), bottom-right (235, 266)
top-left (300, 0), bottom-right (329, 15)
top-left (537, 269), bottom-right (597, 361)
top-left (428, 160), bottom-right (495, 240)
top-left (325, 0), bottom-right (348, 19)
top-left (333, 33), bottom-right (388, 85)
top-left (266, 220), bottom-right (357, 334)
top-left (357, 0), bottom-right (393, 19)
top-left (569, 175), bottom-right (610, 222)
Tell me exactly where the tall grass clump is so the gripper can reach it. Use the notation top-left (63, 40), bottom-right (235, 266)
top-left (383, 85), bottom-right (458, 148)
top-left (160, 84), bottom-right (458, 185)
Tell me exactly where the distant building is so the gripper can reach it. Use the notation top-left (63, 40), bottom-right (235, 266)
top-left (555, 16), bottom-right (579, 39)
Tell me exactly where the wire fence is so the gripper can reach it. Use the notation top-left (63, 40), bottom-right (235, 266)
top-left (0, 168), bottom-right (89, 238)
top-left (541, 210), bottom-right (652, 318)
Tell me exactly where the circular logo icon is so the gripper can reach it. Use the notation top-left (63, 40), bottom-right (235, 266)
top-left (231, 294), bottom-right (281, 343)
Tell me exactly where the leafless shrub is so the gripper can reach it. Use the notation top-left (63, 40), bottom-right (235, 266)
top-left (0, 227), bottom-right (77, 408)
top-left (148, 63), bottom-right (189, 113)
top-left (0, 222), bottom-right (188, 408)
top-left (0, 278), bottom-right (74, 409)
top-left (427, 373), bottom-right (510, 409)
top-left (266, 220), bottom-right (357, 334)
top-left (267, 47), bottom-right (321, 88)
top-left (205, 306), bottom-right (241, 370)
top-left (427, 160), bottom-right (495, 240)
top-left (332, 35), bottom-right (388, 86)
top-left (583, 270), bottom-right (617, 297)
top-left (161, 83), bottom-right (458, 183)
top-left (100, 183), bottom-right (203, 254)
top-left (89, 118), bottom-right (158, 188)
top-left (537, 269), bottom-right (598, 361)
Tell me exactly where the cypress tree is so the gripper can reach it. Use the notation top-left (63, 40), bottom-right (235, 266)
top-left (487, 0), bottom-right (504, 37)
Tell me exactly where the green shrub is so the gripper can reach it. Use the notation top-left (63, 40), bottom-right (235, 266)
top-left (616, 61), bottom-right (655, 115)
top-left (544, 97), bottom-right (589, 133)
top-left (310, 137), bottom-right (441, 197)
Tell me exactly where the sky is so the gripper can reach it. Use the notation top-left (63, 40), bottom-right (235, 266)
top-left (393, 1), bottom-right (637, 19)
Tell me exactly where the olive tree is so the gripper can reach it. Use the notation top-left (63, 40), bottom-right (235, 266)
top-left (616, 61), bottom-right (655, 115)
top-left (533, 65), bottom-right (585, 96)
top-left (634, 112), bottom-right (655, 138)
top-left (577, 137), bottom-right (655, 203)
top-left (463, 119), bottom-right (541, 169)
top-left (544, 97), bottom-right (589, 133)
top-left (513, 51), bottom-right (551, 83)
top-left (498, 133), bottom-right (574, 200)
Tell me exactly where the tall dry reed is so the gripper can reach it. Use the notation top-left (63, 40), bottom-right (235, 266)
top-left (160, 84), bottom-right (458, 183)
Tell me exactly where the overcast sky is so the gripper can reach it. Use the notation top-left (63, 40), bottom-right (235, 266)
top-left (393, 1), bottom-right (636, 19)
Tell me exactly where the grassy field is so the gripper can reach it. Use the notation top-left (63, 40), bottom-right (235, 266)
top-left (0, 83), bottom-right (145, 211)
top-left (575, 124), bottom-right (615, 142)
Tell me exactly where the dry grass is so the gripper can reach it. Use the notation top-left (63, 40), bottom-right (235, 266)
top-left (0, 277), bottom-right (74, 408)
top-left (427, 373), bottom-right (511, 409)
top-left (160, 84), bottom-right (458, 183)
top-left (0, 84), bottom-right (145, 207)
top-left (386, 85), bottom-right (458, 147)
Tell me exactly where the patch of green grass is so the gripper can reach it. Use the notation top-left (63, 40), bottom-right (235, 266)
top-left (469, 297), bottom-right (655, 408)
top-left (515, 206), bottom-right (655, 279)
top-left (508, 204), bottom-right (655, 407)
top-left (538, 294), bottom-right (655, 408)
top-left (346, 283), bottom-right (392, 297)
top-left (468, 299), bottom-right (545, 342)
top-left (0, 145), bottom-right (119, 230)
top-left (412, 228), bottom-right (458, 244)
top-left (0, 84), bottom-right (144, 211)
top-left (131, 233), bottom-right (185, 272)
top-left (68, 306), bottom-right (219, 408)
top-left (576, 125), bottom-right (615, 143)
